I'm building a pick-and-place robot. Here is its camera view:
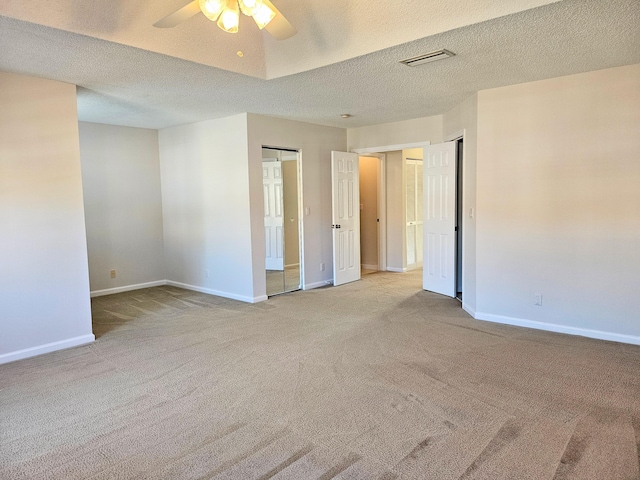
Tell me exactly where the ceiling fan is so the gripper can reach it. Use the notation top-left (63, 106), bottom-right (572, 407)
top-left (154, 0), bottom-right (296, 40)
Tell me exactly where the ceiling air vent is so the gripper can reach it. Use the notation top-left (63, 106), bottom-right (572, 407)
top-left (400, 49), bottom-right (455, 67)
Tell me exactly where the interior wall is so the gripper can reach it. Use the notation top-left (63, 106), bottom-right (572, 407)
top-left (79, 122), bottom-right (165, 294)
top-left (158, 113), bottom-right (257, 302)
top-left (359, 156), bottom-right (379, 269)
top-left (282, 159), bottom-right (300, 266)
top-left (247, 114), bottom-right (347, 294)
top-left (385, 151), bottom-right (405, 271)
top-left (0, 71), bottom-right (94, 364)
top-left (443, 93), bottom-right (478, 313)
top-left (476, 63), bottom-right (640, 343)
top-left (347, 115), bottom-right (443, 150)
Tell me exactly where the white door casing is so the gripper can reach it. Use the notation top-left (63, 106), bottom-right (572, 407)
top-left (423, 142), bottom-right (456, 297)
top-left (263, 161), bottom-right (284, 271)
top-left (331, 151), bottom-right (361, 286)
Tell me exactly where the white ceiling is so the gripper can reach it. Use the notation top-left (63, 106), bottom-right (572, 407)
top-left (0, 0), bottom-right (639, 129)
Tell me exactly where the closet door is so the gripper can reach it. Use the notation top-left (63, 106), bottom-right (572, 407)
top-left (406, 159), bottom-right (423, 269)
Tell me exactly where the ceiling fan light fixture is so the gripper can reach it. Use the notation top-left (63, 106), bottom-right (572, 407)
top-left (217, 1), bottom-right (240, 33)
top-left (238, 0), bottom-right (262, 17)
top-left (252, 2), bottom-right (276, 29)
top-left (199, 0), bottom-right (228, 21)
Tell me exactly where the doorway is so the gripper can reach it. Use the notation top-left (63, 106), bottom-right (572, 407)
top-left (455, 138), bottom-right (463, 301)
top-left (404, 149), bottom-right (424, 271)
top-left (358, 149), bottom-right (425, 275)
top-left (358, 156), bottom-right (380, 275)
top-left (262, 147), bottom-right (301, 296)
top-left (349, 142), bottom-right (431, 283)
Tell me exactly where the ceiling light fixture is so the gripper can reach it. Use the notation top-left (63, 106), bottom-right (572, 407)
top-left (198, 0), bottom-right (275, 34)
top-left (341, 114), bottom-right (351, 118)
top-left (400, 49), bottom-right (456, 67)
top-left (154, 0), bottom-right (296, 40)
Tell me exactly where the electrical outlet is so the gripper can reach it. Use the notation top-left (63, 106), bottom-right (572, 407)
top-left (320, 263), bottom-right (325, 271)
top-left (534, 294), bottom-right (542, 306)
top-left (110, 269), bottom-right (116, 279)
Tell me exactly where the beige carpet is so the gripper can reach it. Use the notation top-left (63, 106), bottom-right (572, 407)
top-left (2, 270), bottom-right (640, 479)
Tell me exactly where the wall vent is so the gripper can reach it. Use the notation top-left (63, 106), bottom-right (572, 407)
top-left (400, 49), bottom-right (455, 67)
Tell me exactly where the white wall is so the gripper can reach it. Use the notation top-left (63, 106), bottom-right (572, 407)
top-left (159, 114), bottom-right (257, 302)
top-left (443, 93), bottom-right (478, 313)
top-left (79, 122), bottom-right (165, 295)
top-left (475, 64), bottom-right (640, 343)
top-left (247, 114), bottom-right (347, 293)
top-left (0, 72), bottom-right (94, 364)
top-left (348, 115), bottom-right (443, 150)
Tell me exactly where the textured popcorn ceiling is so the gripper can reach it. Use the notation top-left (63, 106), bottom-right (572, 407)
top-left (0, 0), bottom-right (639, 129)
top-left (0, 0), bottom-right (562, 79)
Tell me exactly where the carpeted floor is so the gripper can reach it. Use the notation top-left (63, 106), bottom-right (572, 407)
top-left (1, 270), bottom-right (640, 479)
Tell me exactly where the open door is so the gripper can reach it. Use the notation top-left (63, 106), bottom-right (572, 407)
top-left (331, 151), bottom-right (360, 286)
top-left (423, 142), bottom-right (456, 297)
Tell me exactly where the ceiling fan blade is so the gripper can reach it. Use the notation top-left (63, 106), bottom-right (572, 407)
top-left (263, 0), bottom-right (297, 40)
top-left (154, 0), bottom-right (201, 28)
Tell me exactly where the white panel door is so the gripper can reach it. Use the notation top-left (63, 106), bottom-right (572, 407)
top-left (331, 151), bottom-right (361, 286)
top-left (263, 161), bottom-right (284, 271)
top-left (423, 142), bottom-right (456, 297)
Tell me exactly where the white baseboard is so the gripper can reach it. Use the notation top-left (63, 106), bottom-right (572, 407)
top-left (474, 312), bottom-right (640, 346)
top-left (0, 334), bottom-right (95, 365)
top-left (462, 303), bottom-right (476, 318)
top-left (166, 280), bottom-right (263, 304)
top-left (361, 264), bottom-right (378, 271)
top-left (91, 280), bottom-right (167, 298)
top-left (386, 267), bottom-right (407, 273)
top-left (304, 280), bottom-right (332, 290)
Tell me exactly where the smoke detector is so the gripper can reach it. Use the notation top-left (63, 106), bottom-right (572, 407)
top-left (400, 49), bottom-right (455, 67)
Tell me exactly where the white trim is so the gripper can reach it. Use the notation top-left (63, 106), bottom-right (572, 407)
top-left (0, 334), bottom-right (95, 365)
top-left (296, 150), bottom-right (305, 291)
top-left (462, 303), bottom-right (476, 318)
top-left (386, 267), bottom-right (408, 273)
top-left (475, 312), bottom-right (640, 346)
top-left (90, 280), bottom-right (167, 297)
top-left (166, 280), bottom-right (265, 303)
top-left (303, 280), bottom-right (332, 290)
top-left (444, 129), bottom-right (465, 142)
top-left (361, 264), bottom-right (378, 271)
top-left (352, 141), bottom-right (431, 155)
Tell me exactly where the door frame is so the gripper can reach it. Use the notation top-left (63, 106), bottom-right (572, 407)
top-left (262, 145), bottom-right (305, 291)
top-left (352, 141), bottom-right (431, 274)
top-left (355, 152), bottom-right (386, 272)
top-left (442, 130), bottom-right (466, 304)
